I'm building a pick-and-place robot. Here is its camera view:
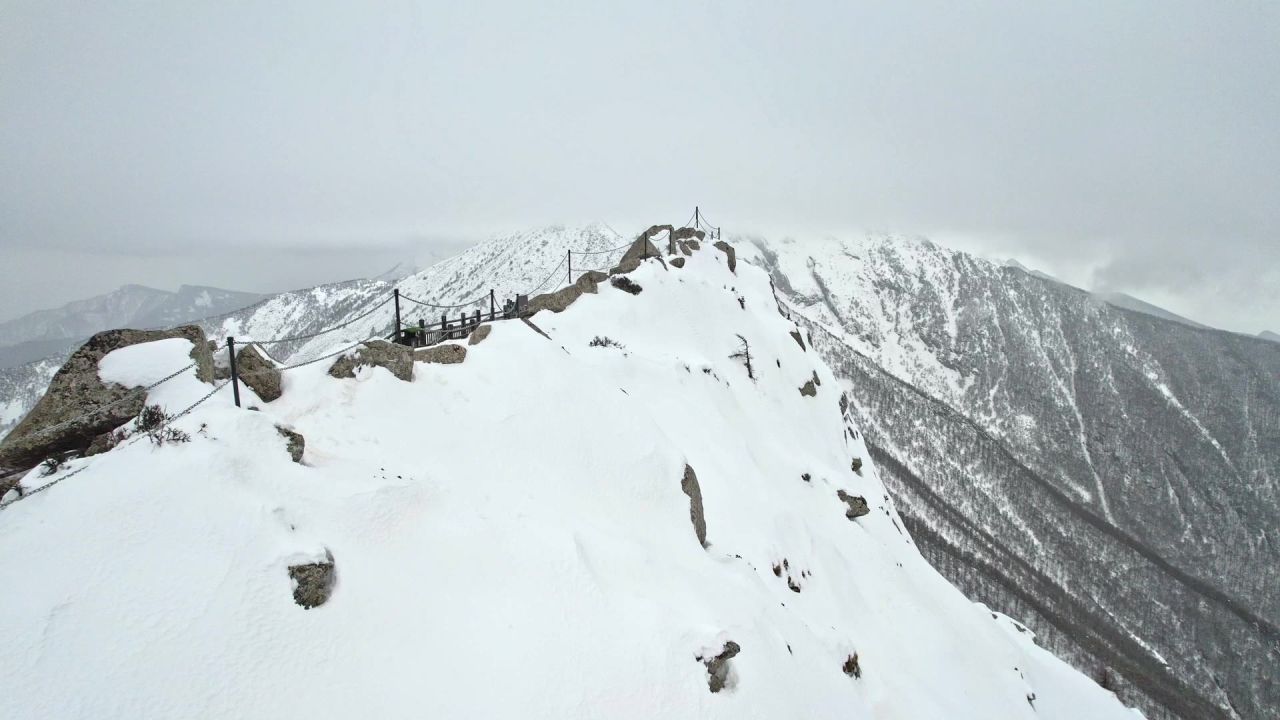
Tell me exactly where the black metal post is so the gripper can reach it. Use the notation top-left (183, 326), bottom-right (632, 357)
top-left (227, 336), bottom-right (241, 408)
top-left (489, 289), bottom-right (496, 321)
top-left (695, 206), bottom-right (699, 229)
top-left (567, 250), bottom-right (572, 284)
top-left (393, 289), bottom-right (402, 342)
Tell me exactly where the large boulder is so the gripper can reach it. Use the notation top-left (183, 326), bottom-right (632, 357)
top-left (0, 326), bottom-right (213, 472)
top-left (468, 324), bottom-right (492, 345)
top-left (328, 340), bottom-right (413, 382)
top-left (672, 227), bottom-right (705, 241)
top-left (415, 344), bottom-right (467, 364)
top-left (235, 344), bottom-right (282, 402)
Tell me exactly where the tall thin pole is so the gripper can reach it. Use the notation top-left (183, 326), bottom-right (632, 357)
top-left (567, 250), bottom-right (572, 285)
top-left (393, 289), bottom-right (402, 342)
top-left (695, 206), bottom-right (700, 229)
top-left (227, 337), bottom-right (241, 408)
top-left (489, 289), bottom-right (496, 321)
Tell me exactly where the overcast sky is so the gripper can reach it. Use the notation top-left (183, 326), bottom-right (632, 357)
top-left (3, 1), bottom-right (1277, 333)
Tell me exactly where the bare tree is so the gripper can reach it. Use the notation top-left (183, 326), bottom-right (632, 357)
top-left (729, 334), bottom-right (755, 380)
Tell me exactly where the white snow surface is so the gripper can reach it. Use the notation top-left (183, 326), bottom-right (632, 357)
top-left (0, 243), bottom-right (1138, 719)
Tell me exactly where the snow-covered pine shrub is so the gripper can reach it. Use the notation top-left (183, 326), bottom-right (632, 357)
top-left (134, 404), bottom-right (191, 447)
top-left (610, 276), bottom-right (642, 295)
top-left (729, 334), bottom-right (755, 380)
top-left (589, 336), bottom-right (623, 349)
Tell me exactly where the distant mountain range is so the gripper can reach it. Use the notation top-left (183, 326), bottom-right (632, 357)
top-left (0, 284), bottom-right (268, 368)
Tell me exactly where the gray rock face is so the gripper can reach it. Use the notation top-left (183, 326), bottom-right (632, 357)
top-left (0, 326), bottom-right (212, 472)
top-left (699, 640), bottom-right (740, 693)
top-left (837, 490), bottom-right (870, 519)
top-left (415, 344), bottom-right (467, 364)
top-left (328, 340), bottom-right (413, 382)
top-left (468, 324), bottom-right (492, 345)
top-left (713, 241), bottom-right (737, 273)
top-left (275, 425), bottom-right (304, 463)
top-left (752, 234), bottom-right (1280, 720)
top-left (789, 330), bottom-right (806, 351)
top-left (611, 236), bottom-right (663, 275)
top-left (527, 271), bottom-right (607, 316)
top-left (236, 344), bottom-right (282, 402)
top-left (681, 464), bottom-right (708, 548)
top-left (288, 550), bottom-right (335, 609)
top-left (799, 380), bottom-right (817, 397)
top-left (670, 257), bottom-right (686, 268)
top-left (672, 227), bottom-right (705, 241)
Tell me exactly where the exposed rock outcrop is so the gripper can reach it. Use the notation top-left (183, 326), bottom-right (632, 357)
top-left (236, 344), bottom-right (282, 402)
top-left (698, 641), bottom-right (740, 693)
top-left (670, 257), bottom-right (686, 268)
top-left (288, 550), bottom-right (335, 609)
top-left (681, 464), bottom-right (708, 548)
top-left (610, 276), bottom-right (643, 295)
top-left (328, 340), bottom-right (413, 382)
top-left (415, 344), bottom-right (467, 364)
top-left (672, 227), bottom-right (705, 241)
top-left (850, 457), bottom-right (863, 473)
top-left (610, 236), bottom-right (663, 275)
top-left (527, 270), bottom-right (609, 316)
top-left (0, 326), bottom-right (213, 472)
top-left (714, 241), bottom-right (737, 273)
top-left (276, 425), bottom-right (305, 463)
top-left (799, 380), bottom-right (817, 397)
top-left (837, 489), bottom-right (870, 519)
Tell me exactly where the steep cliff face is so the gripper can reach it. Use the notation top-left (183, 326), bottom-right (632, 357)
top-left (742, 234), bottom-right (1280, 720)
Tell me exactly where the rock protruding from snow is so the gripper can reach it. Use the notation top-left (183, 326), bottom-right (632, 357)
top-left (236, 344), bottom-right (282, 402)
top-left (681, 464), bottom-right (708, 548)
top-left (415, 344), bottom-right (467, 365)
top-left (528, 272), bottom-right (607, 316)
top-left (328, 340), bottom-right (413, 382)
top-left (789, 329), bottom-right (806, 351)
top-left (611, 236), bottom-right (663, 275)
top-left (468, 325), bottom-right (492, 345)
top-left (799, 380), bottom-right (817, 397)
top-left (713, 241), bottom-right (737, 273)
top-left (288, 550), bottom-right (335, 609)
top-left (837, 490), bottom-right (870, 519)
top-left (275, 426), bottom-right (305, 464)
top-left (698, 641), bottom-right (740, 693)
top-left (670, 257), bottom-right (686, 268)
top-left (0, 326), bottom-right (212, 472)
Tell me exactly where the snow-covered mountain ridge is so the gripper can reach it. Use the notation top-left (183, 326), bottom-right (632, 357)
top-left (0, 238), bottom-right (1138, 719)
top-left (740, 233), bottom-right (1280, 720)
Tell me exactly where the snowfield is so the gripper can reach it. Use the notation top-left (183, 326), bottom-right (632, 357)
top-left (0, 242), bottom-right (1139, 719)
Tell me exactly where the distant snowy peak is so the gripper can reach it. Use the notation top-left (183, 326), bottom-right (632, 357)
top-left (1260, 330), bottom-right (1280, 343)
top-left (0, 283), bottom-right (268, 350)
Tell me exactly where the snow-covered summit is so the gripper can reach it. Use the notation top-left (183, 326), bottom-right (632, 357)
top-left (0, 239), bottom-right (1137, 719)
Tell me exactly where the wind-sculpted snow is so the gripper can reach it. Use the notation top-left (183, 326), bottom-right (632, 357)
top-left (744, 234), bottom-right (1280, 720)
top-left (0, 242), bottom-right (1139, 719)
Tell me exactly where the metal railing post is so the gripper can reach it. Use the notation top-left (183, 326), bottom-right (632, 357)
top-left (393, 289), bottom-right (401, 343)
top-left (489, 289), bottom-right (496, 321)
top-left (227, 336), bottom-right (241, 408)
top-left (567, 250), bottom-right (572, 285)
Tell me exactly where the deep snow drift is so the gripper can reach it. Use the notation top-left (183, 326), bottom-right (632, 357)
top-left (0, 240), bottom-right (1139, 719)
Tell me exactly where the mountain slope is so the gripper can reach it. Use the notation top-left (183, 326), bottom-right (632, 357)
top-left (0, 239), bottom-right (1137, 719)
top-left (742, 234), bottom-right (1280, 720)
